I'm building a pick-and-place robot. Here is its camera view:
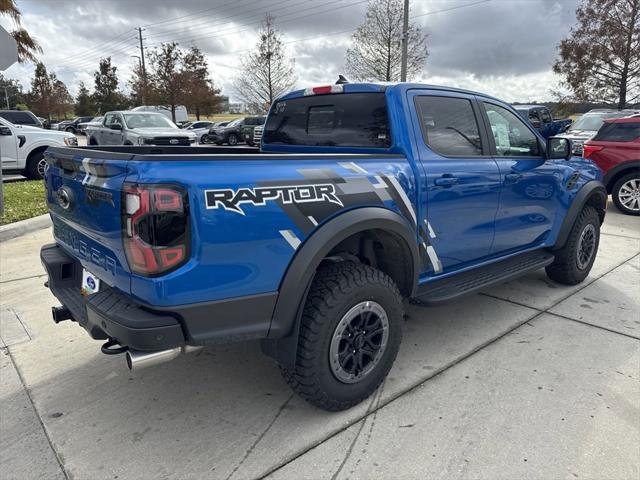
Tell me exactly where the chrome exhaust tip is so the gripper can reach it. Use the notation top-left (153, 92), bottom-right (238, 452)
top-left (126, 345), bottom-right (201, 371)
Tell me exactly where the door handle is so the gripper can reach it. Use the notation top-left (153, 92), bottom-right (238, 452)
top-left (505, 173), bottom-right (523, 184)
top-left (434, 175), bottom-right (459, 186)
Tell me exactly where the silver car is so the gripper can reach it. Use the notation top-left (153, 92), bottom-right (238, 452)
top-left (86, 111), bottom-right (197, 146)
top-left (557, 109), bottom-right (640, 155)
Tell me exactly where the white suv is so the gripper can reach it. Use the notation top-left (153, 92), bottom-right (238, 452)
top-left (0, 117), bottom-right (78, 179)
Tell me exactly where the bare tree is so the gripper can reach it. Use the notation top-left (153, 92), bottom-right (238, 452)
top-left (234, 14), bottom-right (296, 113)
top-left (0, 0), bottom-right (42, 62)
top-left (147, 43), bottom-right (184, 121)
top-left (345, 0), bottom-right (428, 82)
top-left (553, 0), bottom-right (640, 109)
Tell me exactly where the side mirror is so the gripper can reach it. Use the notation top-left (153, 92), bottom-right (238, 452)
top-left (547, 137), bottom-right (573, 160)
top-left (0, 125), bottom-right (12, 136)
top-left (110, 123), bottom-right (122, 131)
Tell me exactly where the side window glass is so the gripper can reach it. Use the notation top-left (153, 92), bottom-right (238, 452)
top-left (540, 109), bottom-right (552, 123)
top-left (103, 114), bottom-right (114, 127)
top-left (483, 103), bottom-right (541, 157)
top-left (414, 96), bottom-right (483, 156)
top-left (112, 115), bottom-right (123, 126)
top-left (528, 110), bottom-right (539, 123)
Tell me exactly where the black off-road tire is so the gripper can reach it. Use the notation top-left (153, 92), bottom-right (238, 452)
top-left (280, 261), bottom-right (403, 411)
top-left (546, 205), bottom-right (600, 285)
top-left (611, 172), bottom-right (640, 216)
top-left (25, 151), bottom-right (46, 180)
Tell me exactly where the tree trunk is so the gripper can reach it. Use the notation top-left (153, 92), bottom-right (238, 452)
top-left (196, 107), bottom-right (200, 121)
top-left (171, 105), bottom-right (176, 123)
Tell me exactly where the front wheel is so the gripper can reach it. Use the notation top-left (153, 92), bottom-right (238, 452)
top-left (546, 205), bottom-right (600, 285)
top-left (25, 151), bottom-right (46, 180)
top-left (611, 173), bottom-right (640, 216)
top-left (227, 133), bottom-right (238, 146)
top-left (281, 261), bottom-right (403, 411)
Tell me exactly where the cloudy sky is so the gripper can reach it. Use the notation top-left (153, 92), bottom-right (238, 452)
top-left (1, 0), bottom-right (581, 103)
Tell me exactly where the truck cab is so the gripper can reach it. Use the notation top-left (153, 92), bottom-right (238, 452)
top-left (514, 105), bottom-right (572, 139)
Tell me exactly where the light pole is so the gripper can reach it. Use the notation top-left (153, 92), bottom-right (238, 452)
top-left (400, 0), bottom-right (409, 82)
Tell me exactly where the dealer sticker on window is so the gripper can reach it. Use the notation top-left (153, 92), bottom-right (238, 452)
top-left (81, 269), bottom-right (100, 296)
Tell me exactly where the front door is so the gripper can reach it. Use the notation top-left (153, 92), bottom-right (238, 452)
top-left (409, 91), bottom-right (501, 276)
top-left (0, 119), bottom-right (18, 169)
top-left (479, 101), bottom-right (563, 254)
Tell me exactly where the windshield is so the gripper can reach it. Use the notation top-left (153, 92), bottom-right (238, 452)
top-left (227, 118), bottom-right (242, 127)
top-left (91, 116), bottom-right (103, 122)
top-left (123, 113), bottom-right (176, 129)
top-left (570, 112), bottom-right (629, 131)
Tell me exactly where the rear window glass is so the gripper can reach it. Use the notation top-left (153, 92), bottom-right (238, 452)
top-left (263, 93), bottom-right (390, 148)
top-left (593, 122), bottom-right (640, 142)
top-left (0, 111), bottom-right (38, 126)
top-left (415, 96), bottom-right (483, 156)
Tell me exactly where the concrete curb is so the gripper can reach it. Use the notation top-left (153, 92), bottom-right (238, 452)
top-left (0, 214), bottom-right (51, 243)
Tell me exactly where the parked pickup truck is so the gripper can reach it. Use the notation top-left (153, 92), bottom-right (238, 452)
top-left (0, 116), bottom-right (77, 179)
top-left (514, 105), bottom-right (572, 139)
top-left (41, 82), bottom-right (606, 411)
top-left (86, 111), bottom-right (197, 146)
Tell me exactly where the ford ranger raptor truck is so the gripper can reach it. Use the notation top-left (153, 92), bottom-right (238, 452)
top-left (40, 81), bottom-right (606, 411)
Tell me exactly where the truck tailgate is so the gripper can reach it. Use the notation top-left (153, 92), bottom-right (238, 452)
top-left (44, 147), bottom-right (133, 293)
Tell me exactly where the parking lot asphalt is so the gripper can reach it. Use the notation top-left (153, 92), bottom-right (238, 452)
top-left (0, 203), bottom-right (638, 480)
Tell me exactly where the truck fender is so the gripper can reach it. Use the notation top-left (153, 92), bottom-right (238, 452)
top-left (262, 207), bottom-right (420, 369)
top-left (553, 180), bottom-right (607, 250)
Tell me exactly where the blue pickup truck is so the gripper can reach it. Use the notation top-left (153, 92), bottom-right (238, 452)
top-left (514, 105), bottom-right (572, 139)
top-left (41, 82), bottom-right (606, 411)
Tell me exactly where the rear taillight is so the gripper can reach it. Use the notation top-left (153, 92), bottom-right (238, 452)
top-left (123, 184), bottom-right (189, 276)
top-left (582, 144), bottom-right (604, 159)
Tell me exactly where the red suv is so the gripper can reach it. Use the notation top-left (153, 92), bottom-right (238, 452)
top-left (583, 117), bottom-right (640, 215)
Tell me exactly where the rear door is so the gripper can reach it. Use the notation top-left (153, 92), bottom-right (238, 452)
top-left (44, 147), bottom-right (133, 293)
top-left (409, 90), bottom-right (501, 274)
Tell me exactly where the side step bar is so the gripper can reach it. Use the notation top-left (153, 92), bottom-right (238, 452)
top-left (414, 250), bottom-right (555, 305)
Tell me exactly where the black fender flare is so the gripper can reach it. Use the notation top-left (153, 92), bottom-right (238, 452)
top-left (553, 180), bottom-right (607, 249)
top-left (603, 160), bottom-right (640, 191)
top-left (262, 207), bottom-right (420, 368)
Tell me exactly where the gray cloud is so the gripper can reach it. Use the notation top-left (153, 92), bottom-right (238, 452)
top-left (2, 0), bottom-right (580, 102)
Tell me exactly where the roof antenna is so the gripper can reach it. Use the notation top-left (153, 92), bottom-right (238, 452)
top-left (336, 75), bottom-right (350, 85)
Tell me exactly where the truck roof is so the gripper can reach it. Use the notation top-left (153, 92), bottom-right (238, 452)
top-left (278, 82), bottom-right (508, 105)
top-left (514, 105), bottom-right (547, 110)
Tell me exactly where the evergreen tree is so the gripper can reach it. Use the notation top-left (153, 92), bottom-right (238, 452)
top-left (75, 82), bottom-right (95, 116)
top-left (92, 57), bottom-right (128, 113)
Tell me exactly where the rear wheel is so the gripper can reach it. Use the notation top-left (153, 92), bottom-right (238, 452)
top-left (611, 173), bottom-right (640, 216)
top-left (546, 205), bottom-right (600, 285)
top-left (227, 133), bottom-right (238, 146)
top-left (88, 136), bottom-right (98, 145)
top-left (281, 261), bottom-right (403, 411)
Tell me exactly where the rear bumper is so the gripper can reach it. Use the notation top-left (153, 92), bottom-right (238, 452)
top-left (41, 243), bottom-right (184, 351)
top-left (41, 243), bottom-right (277, 351)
